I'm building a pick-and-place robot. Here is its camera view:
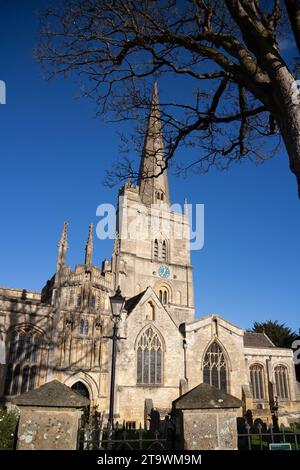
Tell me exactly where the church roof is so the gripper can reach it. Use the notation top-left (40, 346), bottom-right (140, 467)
top-left (12, 380), bottom-right (89, 408)
top-left (124, 290), bottom-right (147, 314)
top-left (243, 332), bottom-right (275, 348)
top-left (173, 383), bottom-right (242, 410)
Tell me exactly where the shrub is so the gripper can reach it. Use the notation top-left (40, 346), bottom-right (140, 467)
top-left (0, 410), bottom-right (19, 450)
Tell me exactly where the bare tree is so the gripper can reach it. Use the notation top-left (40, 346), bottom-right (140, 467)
top-left (36, 0), bottom-right (300, 195)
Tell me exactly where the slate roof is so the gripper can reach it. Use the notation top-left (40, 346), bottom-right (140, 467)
top-left (243, 332), bottom-right (275, 348)
top-left (12, 380), bottom-right (89, 408)
top-left (172, 383), bottom-right (242, 410)
top-left (124, 290), bottom-right (146, 314)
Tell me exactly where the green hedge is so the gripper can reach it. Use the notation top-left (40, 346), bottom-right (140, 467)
top-left (0, 410), bottom-right (19, 450)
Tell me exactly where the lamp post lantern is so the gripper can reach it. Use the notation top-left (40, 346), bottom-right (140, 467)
top-left (104, 286), bottom-right (126, 431)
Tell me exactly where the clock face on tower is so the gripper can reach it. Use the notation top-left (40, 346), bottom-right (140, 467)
top-left (159, 265), bottom-right (170, 279)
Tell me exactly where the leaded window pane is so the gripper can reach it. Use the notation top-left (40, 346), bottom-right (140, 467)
top-left (29, 366), bottom-right (37, 390)
top-left (21, 366), bottom-right (30, 394)
top-left (24, 335), bottom-right (33, 362)
top-left (156, 349), bottom-right (161, 383)
top-left (11, 365), bottom-right (20, 395)
top-left (16, 333), bottom-right (26, 361)
top-left (31, 335), bottom-right (40, 363)
top-left (137, 348), bottom-right (142, 384)
top-left (9, 333), bottom-right (18, 362)
top-left (250, 364), bottom-right (265, 399)
top-left (275, 365), bottom-right (289, 399)
top-left (203, 342), bottom-right (227, 392)
top-left (137, 327), bottom-right (163, 385)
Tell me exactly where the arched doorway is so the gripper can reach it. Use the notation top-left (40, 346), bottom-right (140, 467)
top-left (71, 381), bottom-right (90, 399)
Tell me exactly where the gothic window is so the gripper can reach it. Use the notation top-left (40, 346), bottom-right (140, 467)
top-left (77, 293), bottom-right (81, 308)
top-left (203, 342), bottom-right (227, 392)
top-left (91, 295), bottom-right (96, 309)
top-left (5, 329), bottom-right (42, 396)
top-left (250, 364), bottom-right (265, 400)
top-left (162, 240), bottom-right (167, 261)
top-left (137, 327), bottom-right (163, 385)
top-left (153, 239), bottom-right (158, 259)
top-left (80, 320), bottom-right (89, 336)
top-left (275, 365), bottom-right (289, 399)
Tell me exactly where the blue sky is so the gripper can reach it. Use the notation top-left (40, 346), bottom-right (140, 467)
top-left (0, 1), bottom-right (299, 331)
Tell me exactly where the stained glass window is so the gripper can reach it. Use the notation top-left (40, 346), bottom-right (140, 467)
top-left (275, 365), bottom-right (289, 399)
top-left (203, 342), bottom-right (227, 392)
top-left (250, 364), bottom-right (265, 399)
top-left (5, 329), bottom-right (42, 396)
top-left (137, 327), bottom-right (163, 385)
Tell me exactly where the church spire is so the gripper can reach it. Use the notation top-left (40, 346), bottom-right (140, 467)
top-left (56, 221), bottom-right (68, 272)
top-left (85, 223), bottom-right (93, 265)
top-left (138, 81), bottom-right (170, 206)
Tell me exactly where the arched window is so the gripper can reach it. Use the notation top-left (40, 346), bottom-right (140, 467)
top-left (162, 240), bottom-right (167, 261)
top-left (275, 365), bottom-right (289, 399)
top-left (153, 239), bottom-right (158, 259)
top-left (5, 329), bottom-right (42, 396)
top-left (203, 342), bottom-right (227, 392)
top-left (159, 286), bottom-right (169, 305)
top-left (137, 327), bottom-right (163, 385)
top-left (250, 364), bottom-right (265, 399)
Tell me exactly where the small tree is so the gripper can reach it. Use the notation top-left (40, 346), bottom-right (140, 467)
top-left (0, 410), bottom-right (19, 450)
top-left (36, 1), bottom-right (300, 195)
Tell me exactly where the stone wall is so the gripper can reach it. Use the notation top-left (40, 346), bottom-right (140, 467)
top-left (180, 408), bottom-right (239, 450)
top-left (16, 406), bottom-right (82, 450)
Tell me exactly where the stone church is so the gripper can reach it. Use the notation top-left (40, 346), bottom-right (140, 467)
top-left (0, 83), bottom-right (299, 427)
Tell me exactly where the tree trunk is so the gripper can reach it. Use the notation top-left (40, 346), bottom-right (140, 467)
top-left (284, 0), bottom-right (300, 53)
top-left (271, 69), bottom-right (300, 197)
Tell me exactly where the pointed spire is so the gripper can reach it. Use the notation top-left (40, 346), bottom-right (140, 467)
top-left (85, 223), bottom-right (94, 265)
top-left (184, 197), bottom-right (189, 216)
top-left (138, 81), bottom-right (170, 206)
top-left (56, 222), bottom-right (68, 272)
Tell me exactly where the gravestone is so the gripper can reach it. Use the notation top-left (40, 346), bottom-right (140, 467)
top-left (12, 380), bottom-right (89, 450)
top-left (172, 383), bottom-right (242, 450)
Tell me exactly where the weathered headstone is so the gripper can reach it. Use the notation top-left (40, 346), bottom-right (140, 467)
top-left (172, 383), bottom-right (242, 450)
top-left (12, 380), bottom-right (89, 450)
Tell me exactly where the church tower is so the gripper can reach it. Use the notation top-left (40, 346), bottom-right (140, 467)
top-left (114, 82), bottom-right (195, 325)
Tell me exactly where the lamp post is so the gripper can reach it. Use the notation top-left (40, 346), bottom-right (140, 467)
top-left (104, 286), bottom-right (126, 432)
